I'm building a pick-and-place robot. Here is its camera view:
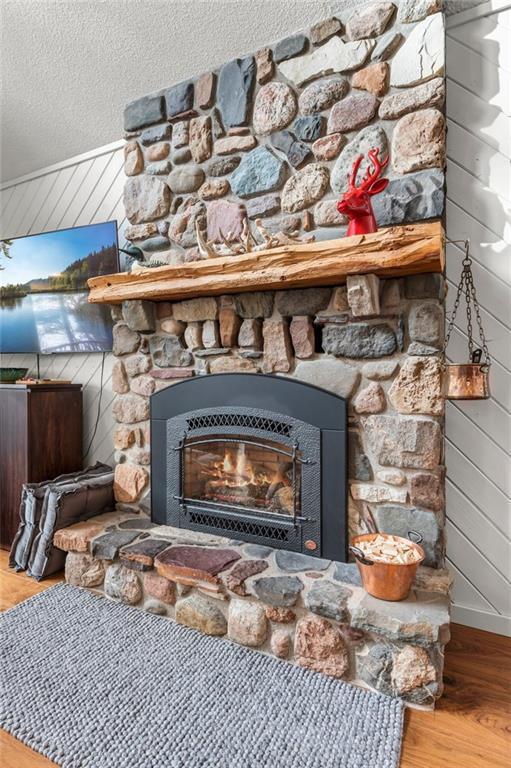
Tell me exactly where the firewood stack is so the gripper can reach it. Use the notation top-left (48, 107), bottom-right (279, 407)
top-left (355, 534), bottom-right (422, 565)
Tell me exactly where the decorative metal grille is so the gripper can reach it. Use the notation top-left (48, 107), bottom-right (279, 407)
top-left (186, 413), bottom-right (292, 436)
top-left (188, 511), bottom-right (290, 542)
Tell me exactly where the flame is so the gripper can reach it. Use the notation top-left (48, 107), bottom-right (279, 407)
top-left (198, 442), bottom-right (278, 489)
top-left (217, 444), bottom-right (261, 487)
top-left (189, 441), bottom-right (296, 514)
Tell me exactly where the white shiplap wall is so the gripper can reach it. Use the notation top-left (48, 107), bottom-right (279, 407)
top-left (446, 1), bottom-right (511, 636)
top-left (1, 3), bottom-right (509, 635)
top-left (0, 140), bottom-right (128, 467)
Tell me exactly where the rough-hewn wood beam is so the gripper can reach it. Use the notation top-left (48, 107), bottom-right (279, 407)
top-left (88, 220), bottom-right (444, 304)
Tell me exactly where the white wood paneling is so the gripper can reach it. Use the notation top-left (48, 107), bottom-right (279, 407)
top-left (446, 244), bottom-right (511, 326)
top-left (448, 560), bottom-right (496, 611)
top-left (446, 79), bottom-right (510, 156)
top-left (446, 121), bottom-right (510, 200)
top-left (446, 481), bottom-right (511, 578)
top-left (0, 141), bottom-right (126, 467)
top-left (447, 4), bottom-right (511, 636)
top-left (446, 160), bottom-right (511, 242)
top-left (446, 521), bottom-right (510, 615)
top-left (445, 200), bottom-right (510, 285)
top-left (448, 10), bottom-right (511, 70)
top-left (449, 395), bottom-right (510, 455)
top-left (445, 442), bottom-right (510, 537)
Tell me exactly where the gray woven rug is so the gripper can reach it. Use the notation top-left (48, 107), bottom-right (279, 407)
top-left (1, 584), bottom-right (403, 768)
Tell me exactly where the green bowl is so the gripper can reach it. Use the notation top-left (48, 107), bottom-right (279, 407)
top-left (0, 367), bottom-right (29, 382)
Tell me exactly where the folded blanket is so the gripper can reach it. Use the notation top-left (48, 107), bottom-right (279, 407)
top-left (27, 469), bottom-right (115, 581)
top-left (9, 462), bottom-right (111, 573)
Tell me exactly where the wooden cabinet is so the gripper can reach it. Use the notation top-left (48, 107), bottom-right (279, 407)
top-left (0, 383), bottom-right (83, 549)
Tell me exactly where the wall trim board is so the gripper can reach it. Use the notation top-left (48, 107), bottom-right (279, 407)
top-left (0, 140), bottom-right (125, 190)
top-left (451, 605), bottom-right (511, 636)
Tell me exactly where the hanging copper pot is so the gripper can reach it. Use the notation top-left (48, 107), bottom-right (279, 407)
top-left (444, 350), bottom-right (490, 400)
top-left (443, 242), bottom-right (491, 401)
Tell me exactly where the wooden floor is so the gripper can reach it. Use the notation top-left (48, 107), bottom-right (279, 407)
top-left (1, 550), bottom-right (509, 768)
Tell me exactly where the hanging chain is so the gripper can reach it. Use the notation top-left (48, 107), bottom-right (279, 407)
top-left (467, 258), bottom-right (491, 367)
top-left (443, 240), bottom-right (491, 369)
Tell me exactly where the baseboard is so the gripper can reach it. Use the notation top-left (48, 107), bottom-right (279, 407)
top-left (451, 604), bottom-right (511, 637)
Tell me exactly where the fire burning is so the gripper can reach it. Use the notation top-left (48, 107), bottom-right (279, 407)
top-left (213, 444), bottom-right (270, 489)
top-left (186, 440), bottom-right (297, 516)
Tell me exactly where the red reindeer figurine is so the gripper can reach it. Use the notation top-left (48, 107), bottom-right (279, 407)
top-left (337, 148), bottom-right (389, 237)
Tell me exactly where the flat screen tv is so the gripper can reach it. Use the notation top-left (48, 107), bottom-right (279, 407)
top-left (0, 221), bottom-right (119, 354)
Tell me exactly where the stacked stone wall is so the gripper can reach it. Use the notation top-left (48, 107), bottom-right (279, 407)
top-left (112, 0), bottom-right (448, 595)
top-left (122, 2), bottom-right (446, 263)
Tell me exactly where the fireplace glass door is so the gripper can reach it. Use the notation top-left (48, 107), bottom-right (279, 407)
top-left (159, 398), bottom-right (333, 556)
top-left (183, 435), bottom-right (302, 518)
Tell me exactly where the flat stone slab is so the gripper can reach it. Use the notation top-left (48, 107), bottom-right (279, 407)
top-left (54, 520), bottom-right (107, 553)
top-left (242, 544), bottom-right (273, 559)
top-left (53, 512), bottom-right (137, 553)
top-left (194, 347), bottom-right (231, 357)
top-left (252, 576), bottom-right (304, 606)
top-left (91, 531), bottom-right (142, 560)
top-left (155, 546), bottom-right (241, 586)
top-left (275, 551), bottom-right (331, 573)
top-left (305, 580), bottom-right (352, 622)
top-left (119, 539), bottom-right (171, 571)
top-left (350, 590), bottom-right (450, 646)
top-left (224, 559), bottom-right (269, 596)
top-left (332, 562), bottom-right (362, 587)
top-left (149, 526), bottom-right (233, 547)
top-left (118, 518), bottom-right (157, 530)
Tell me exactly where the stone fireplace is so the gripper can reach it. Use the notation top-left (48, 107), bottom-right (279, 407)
top-left (112, 276), bottom-right (446, 575)
top-left (151, 373), bottom-right (348, 559)
top-left (59, 2), bottom-right (451, 709)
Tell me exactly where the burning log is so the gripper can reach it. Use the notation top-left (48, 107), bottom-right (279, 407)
top-left (204, 484), bottom-right (270, 509)
top-left (266, 462), bottom-right (293, 501)
top-left (269, 486), bottom-right (294, 515)
top-left (189, 444), bottom-right (296, 515)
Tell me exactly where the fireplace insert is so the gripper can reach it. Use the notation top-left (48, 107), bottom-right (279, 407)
top-left (151, 373), bottom-right (348, 561)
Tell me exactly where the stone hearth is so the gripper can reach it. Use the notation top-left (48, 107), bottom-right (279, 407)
top-left (57, 511), bottom-right (450, 708)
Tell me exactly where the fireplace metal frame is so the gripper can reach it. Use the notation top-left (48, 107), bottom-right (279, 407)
top-left (151, 373), bottom-right (348, 561)
top-left (166, 406), bottom-right (321, 550)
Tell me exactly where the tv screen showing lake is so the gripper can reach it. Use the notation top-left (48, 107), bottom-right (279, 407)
top-left (0, 221), bottom-right (118, 354)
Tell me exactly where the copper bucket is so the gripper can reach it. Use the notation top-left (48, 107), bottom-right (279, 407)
top-left (444, 362), bottom-right (490, 400)
top-left (350, 531), bottom-right (425, 601)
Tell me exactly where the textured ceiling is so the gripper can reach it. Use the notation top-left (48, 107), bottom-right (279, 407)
top-left (1, 0), bottom-right (483, 182)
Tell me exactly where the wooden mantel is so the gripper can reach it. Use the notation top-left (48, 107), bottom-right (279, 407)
top-left (88, 220), bottom-right (444, 304)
